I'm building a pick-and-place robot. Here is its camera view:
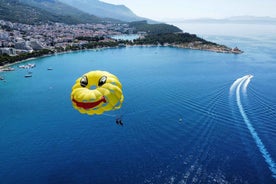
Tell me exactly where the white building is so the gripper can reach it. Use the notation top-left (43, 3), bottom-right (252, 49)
top-left (0, 47), bottom-right (16, 55)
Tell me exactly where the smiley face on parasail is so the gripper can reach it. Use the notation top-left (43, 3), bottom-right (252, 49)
top-left (71, 70), bottom-right (124, 115)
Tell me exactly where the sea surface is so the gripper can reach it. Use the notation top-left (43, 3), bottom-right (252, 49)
top-left (0, 23), bottom-right (276, 184)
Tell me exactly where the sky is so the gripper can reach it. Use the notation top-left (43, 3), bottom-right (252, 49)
top-left (101, 0), bottom-right (276, 20)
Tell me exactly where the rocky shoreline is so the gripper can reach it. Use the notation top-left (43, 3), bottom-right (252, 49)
top-left (170, 42), bottom-right (243, 54)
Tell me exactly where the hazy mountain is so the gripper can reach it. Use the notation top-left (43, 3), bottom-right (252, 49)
top-left (58, 0), bottom-right (153, 22)
top-left (168, 16), bottom-right (276, 24)
top-left (225, 16), bottom-right (276, 23)
top-left (0, 0), bottom-right (118, 24)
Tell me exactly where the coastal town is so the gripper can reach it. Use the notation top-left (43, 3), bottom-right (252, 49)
top-left (0, 19), bottom-right (134, 56)
top-left (0, 19), bottom-right (243, 75)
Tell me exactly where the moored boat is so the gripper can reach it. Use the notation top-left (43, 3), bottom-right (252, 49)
top-left (2, 67), bottom-right (15, 71)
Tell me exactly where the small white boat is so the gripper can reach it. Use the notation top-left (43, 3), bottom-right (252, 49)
top-left (2, 67), bottom-right (15, 71)
top-left (28, 63), bottom-right (36, 68)
top-left (19, 63), bottom-right (36, 69)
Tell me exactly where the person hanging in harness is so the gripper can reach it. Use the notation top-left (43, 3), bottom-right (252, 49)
top-left (116, 116), bottom-right (123, 126)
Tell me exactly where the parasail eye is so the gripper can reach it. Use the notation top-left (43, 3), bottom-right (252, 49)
top-left (98, 76), bottom-right (107, 87)
top-left (80, 76), bottom-right (88, 87)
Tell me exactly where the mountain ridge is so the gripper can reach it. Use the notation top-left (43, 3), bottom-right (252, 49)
top-left (58, 0), bottom-right (154, 23)
top-left (0, 0), bottom-right (119, 24)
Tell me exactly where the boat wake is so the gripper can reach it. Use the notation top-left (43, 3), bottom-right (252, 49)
top-left (230, 75), bottom-right (276, 179)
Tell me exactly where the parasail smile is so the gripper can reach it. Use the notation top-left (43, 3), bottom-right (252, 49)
top-left (72, 96), bottom-right (106, 109)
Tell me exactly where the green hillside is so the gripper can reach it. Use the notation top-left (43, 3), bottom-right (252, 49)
top-left (133, 33), bottom-right (216, 45)
top-left (129, 21), bottom-right (182, 34)
top-left (0, 0), bottom-right (113, 24)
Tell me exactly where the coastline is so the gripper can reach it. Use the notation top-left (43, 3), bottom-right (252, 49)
top-left (0, 54), bottom-right (52, 71)
top-left (0, 47), bottom-right (115, 71)
top-left (170, 42), bottom-right (243, 54)
top-left (0, 43), bottom-right (242, 71)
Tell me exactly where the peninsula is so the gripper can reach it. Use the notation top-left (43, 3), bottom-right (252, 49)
top-left (131, 33), bottom-right (242, 54)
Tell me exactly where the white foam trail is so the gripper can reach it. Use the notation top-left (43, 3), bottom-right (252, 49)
top-left (229, 75), bottom-right (249, 95)
top-left (235, 76), bottom-right (276, 179)
top-left (242, 75), bottom-right (253, 94)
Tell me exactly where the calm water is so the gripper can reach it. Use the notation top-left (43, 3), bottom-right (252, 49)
top-left (0, 24), bottom-right (276, 184)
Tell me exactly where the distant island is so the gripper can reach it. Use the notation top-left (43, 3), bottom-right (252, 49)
top-left (168, 16), bottom-right (276, 24)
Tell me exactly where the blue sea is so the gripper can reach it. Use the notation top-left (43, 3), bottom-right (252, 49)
top-left (1, 23), bottom-right (276, 184)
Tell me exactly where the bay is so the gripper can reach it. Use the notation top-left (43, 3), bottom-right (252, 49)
top-left (0, 23), bottom-right (276, 183)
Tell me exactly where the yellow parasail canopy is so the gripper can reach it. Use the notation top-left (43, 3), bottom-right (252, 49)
top-left (71, 70), bottom-right (124, 115)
